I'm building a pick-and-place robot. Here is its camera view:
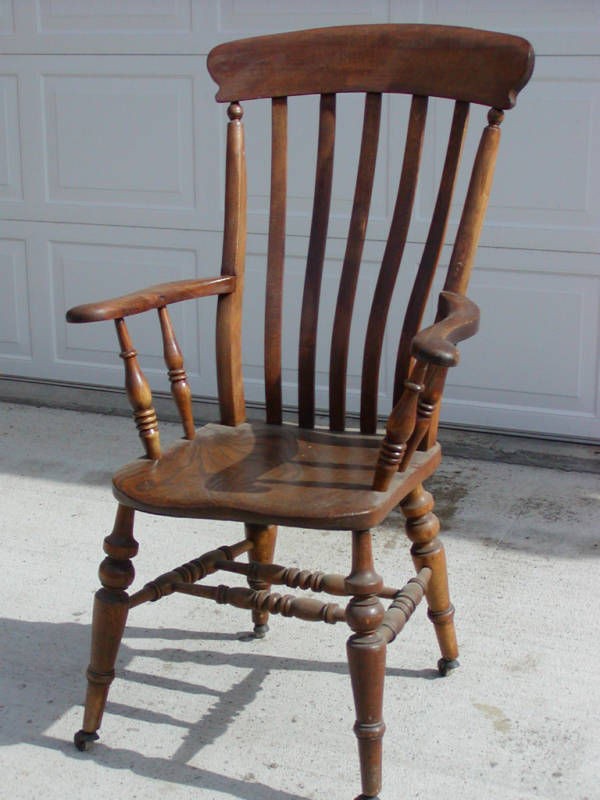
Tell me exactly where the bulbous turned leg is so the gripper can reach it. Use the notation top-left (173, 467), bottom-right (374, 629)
top-left (346, 531), bottom-right (386, 800)
top-left (245, 523), bottom-right (277, 638)
top-left (74, 505), bottom-right (138, 751)
top-left (401, 484), bottom-right (459, 676)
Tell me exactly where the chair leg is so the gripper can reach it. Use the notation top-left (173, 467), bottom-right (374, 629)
top-left (345, 530), bottom-right (386, 800)
top-left (74, 505), bottom-right (138, 751)
top-left (244, 523), bottom-right (277, 637)
top-left (401, 484), bottom-right (459, 675)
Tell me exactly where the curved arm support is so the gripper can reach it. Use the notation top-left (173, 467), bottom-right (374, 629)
top-left (411, 290), bottom-right (479, 367)
top-left (66, 276), bottom-right (236, 323)
top-left (373, 292), bottom-right (479, 490)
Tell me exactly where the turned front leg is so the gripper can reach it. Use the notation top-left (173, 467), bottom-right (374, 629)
top-left (401, 484), bottom-right (459, 674)
top-left (245, 523), bottom-right (278, 637)
top-left (75, 505), bottom-right (137, 750)
top-left (345, 530), bottom-right (386, 800)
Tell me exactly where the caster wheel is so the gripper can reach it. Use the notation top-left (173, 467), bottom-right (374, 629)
top-left (253, 623), bottom-right (269, 639)
top-left (74, 730), bottom-right (99, 752)
top-left (438, 657), bottom-right (460, 676)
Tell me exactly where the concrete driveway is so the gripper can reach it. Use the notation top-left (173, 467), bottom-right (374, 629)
top-left (1, 401), bottom-right (598, 799)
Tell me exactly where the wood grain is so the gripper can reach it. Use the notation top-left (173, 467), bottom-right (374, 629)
top-left (264, 97), bottom-right (288, 424)
top-left (216, 102), bottom-right (247, 426)
top-left (66, 276), bottom-right (235, 323)
top-left (393, 100), bottom-right (469, 402)
top-left (298, 93), bottom-right (336, 428)
top-left (208, 24), bottom-right (534, 109)
top-left (112, 421), bottom-right (441, 530)
top-left (329, 92), bottom-right (382, 431)
top-left (360, 95), bottom-right (428, 434)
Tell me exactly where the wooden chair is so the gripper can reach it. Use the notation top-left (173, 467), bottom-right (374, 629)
top-left (67, 25), bottom-right (534, 799)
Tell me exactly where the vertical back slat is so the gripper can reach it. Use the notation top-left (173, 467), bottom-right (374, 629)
top-left (329, 92), bottom-right (382, 431)
top-left (264, 96), bottom-right (288, 424)
top-left (298, 93), bottom-right (336, 428)
top-left (393, 100), bottom-right (470, 403)
top-left (359, 94), bottom-right (428, 434)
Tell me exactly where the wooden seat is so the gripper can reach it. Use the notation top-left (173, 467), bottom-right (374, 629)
top-left (66, 24), bottom-right (534, 799)
top-left (113, 422), bottom-right (441, 529)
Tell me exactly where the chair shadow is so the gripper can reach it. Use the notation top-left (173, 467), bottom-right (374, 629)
top-left (1, 617), bottom-right (438, 800)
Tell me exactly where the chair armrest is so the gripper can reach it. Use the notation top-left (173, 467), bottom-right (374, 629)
top-left (66, 275), bottom-right (236, 323)
top-left (411, 291), bottom-right (480, 368)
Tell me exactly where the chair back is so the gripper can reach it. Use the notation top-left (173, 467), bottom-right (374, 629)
top-left (207, 24), bottom-right (534, 432)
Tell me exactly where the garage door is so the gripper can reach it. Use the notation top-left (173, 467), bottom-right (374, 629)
top-left (1, 1), bottom-right (599, 441)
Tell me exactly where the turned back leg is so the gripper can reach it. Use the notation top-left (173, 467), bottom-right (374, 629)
top-left (245, 523), bottom-right (277, 637)
top-left (75, 504), bottom-right (137, 750)
top-left (401, 484), bottom-right (459, 675)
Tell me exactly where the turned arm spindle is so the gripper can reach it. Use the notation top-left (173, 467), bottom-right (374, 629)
top-left (114, 317), bottom-right (161, 460)
top-left (372, 360), bottom-right (427, 491)
top-left (157, 305), bottom-right (195, 439)
top-left (401, 364), bottom-right (446, 464)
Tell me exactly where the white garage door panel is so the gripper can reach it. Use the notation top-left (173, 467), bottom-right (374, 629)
top-left (1, 1), bottom-right (599, 441)
top-left (0, 73), bottom-right (22, 201)
top-left (2, 0), bottom-right (397, 55)
top-left (0, 55), bottom-right (220, 230)
top-left (44, 75), bottom-right (195, 207)
top-left (3, 0), bottom-right (219, 54)
top-left (419, 0), bottom-right (600, 56)
top-left (0, 222), bottom-right (222, 395)
top-left (35, 0), bottom-right (195, 34)
top-left (0, 238), bottom-right (31, 360)
top-left (477, 57), bottom-right (600, 255)
top-left (441, 249), bottom-right (600, 439)
top-left (451, 278), bottom-right (596, 406)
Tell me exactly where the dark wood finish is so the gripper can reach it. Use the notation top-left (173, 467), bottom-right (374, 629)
top-left (112, 421), bottom-right (441, 530)
top-left (115, 318), bottom-right (161, 460)
top-left (264, 97), bottom-right (288, 424)
top-left (393, 100), bottom-right (469, 400)
top-left (445, 108), bottom-right (504, 295)
top-left (207, 24), bottom-right (534, 108)
top-left (360, 94), bottom-right (428, 434)
top-left (298, 92), bottom-right (336, 428)
top-left (411, 291), bottom-right (480, 367)
top-left (379, 569), bottom-right (430, 644)
top-left (216, 558), bottom-right (348, 596)
top-left (345, 529), bottom-right (386, 798)
top-left (172, 580), bottom-right (346, 624)
top-left (401, 364), bottom-right (447, 468)
top-left (216, 101), bottom-right (247, 426)
top-left (329, 92), bottom-right (382, 431)
top-left (158, 306), bottom-right (195, 440)
top-left (75, 505), bottom-right (137, 748)
top-left (128, 539), bottom-right (252, 608)
top-left (67, 23), bottom-right (533, 799)
top-left (372, 361), bottom-right (428, 492)
top-left (245, 523), bottom-right (278, 635)
top-left (401, 485), bottom-right (459, 672)
top-left (66, 275), bottom-right (235, 323)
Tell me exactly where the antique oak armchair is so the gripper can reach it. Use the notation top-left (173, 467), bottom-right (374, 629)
top-left (67, 25), bottom-right (533, 799)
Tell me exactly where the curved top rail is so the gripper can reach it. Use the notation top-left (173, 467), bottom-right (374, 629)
top-left (207, 24), bottom-right (534, 108)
